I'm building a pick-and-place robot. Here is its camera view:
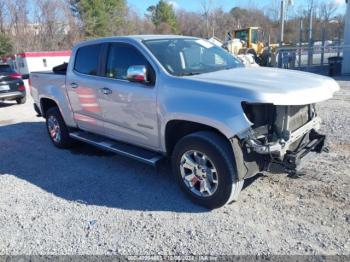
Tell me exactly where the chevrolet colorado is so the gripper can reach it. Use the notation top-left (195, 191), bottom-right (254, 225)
top-left (30, 35), bottom-right (340, 209)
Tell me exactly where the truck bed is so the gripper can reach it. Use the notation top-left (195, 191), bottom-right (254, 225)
top-left (31, 71), bottom-right (65, 75)
top-left (30, 71), bottom-right (66, 105)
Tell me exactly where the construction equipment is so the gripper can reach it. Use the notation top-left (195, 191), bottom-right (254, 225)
top-left (224, 27), bottom-right (278, 66)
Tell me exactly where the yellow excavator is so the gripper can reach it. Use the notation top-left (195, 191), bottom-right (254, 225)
top-left (224, 27), bottom-right (278, 66)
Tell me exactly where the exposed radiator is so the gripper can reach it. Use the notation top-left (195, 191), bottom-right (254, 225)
top-left (275, 105), bottom-right (310, 140)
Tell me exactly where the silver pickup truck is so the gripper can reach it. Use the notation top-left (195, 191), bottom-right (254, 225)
top-left (30, 35), bottom-right (340, 209)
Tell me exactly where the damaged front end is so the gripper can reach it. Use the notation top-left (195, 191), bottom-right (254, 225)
top-left (233, 102), bottom-right (327, 178)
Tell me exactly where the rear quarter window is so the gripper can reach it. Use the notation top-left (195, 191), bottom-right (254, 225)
top-left (74, 44), bottom-right (102, 76)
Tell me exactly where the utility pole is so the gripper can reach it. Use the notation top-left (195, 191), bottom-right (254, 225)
top-left (278, 0), bottom-right (293, 67)
top-left (307, 0), bottom-right (314, 67)
top-left (279, 0), bottom-right (294, 46)
top-left (278, 0), bottom-right (285, 67)
top-left (299, 19), bottom-right (303, 68)
top-left (321, 27), bottom-right (326, 66)
top-left (279, 0), bottom-right (285, 47)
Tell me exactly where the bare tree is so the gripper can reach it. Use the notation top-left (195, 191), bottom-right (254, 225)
top-left (319, 0), bottom-right (338, 23)
top-left (0, 0), bottom-right (345, 55)
top-left (210, 8), bottom-right (236, 40)
top-left (61, 1), bottom-right (82, 48)
top-left (201, 0), bottom-right (213, 38)
top-left (6, 0), bottom-right (32, 53)
top-left (4, 0), bottom-right (82, 53)
top-left (177, 10), bottom-right (206, 37)
top-left (34, 0), bottom-right (76, 51)
top-left (0, 0), bottom-right (7, 33)
top-left (265, 0), bottom-right (280, 21)
top-left (125, 7), bottom-right (155, 35)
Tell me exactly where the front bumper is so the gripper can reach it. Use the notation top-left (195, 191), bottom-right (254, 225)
top-left (231, 118), bottom-right (327, 179)
top-left (272, 129), bottom-right (326, 173)
top-left (246, 116), bottom-right (322, 158)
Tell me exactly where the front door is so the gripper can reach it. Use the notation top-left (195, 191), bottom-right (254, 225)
top-left (97, 42), bottom-right (159, 150)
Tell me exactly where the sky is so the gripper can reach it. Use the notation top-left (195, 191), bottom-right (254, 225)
top-left (127, 0), bottom-right (347, 15)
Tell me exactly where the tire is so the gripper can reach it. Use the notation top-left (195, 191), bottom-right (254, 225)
top-left (45, 107), bottom-right (74, 149)
top-left (16, 96), bottom-right (26, 104)
top-left (171, 131), bottom-right (244, 209)
top-left (260, 49), bottom-right (271, 67)
top-left (247, 49), bottom-right (261, 65)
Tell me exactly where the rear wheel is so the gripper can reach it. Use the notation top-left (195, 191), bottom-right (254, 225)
top-left (45, 107), bottom-right (74, 149)
top-left (172, 131), bottom-right (244, 209)
top-left (16, 96), bottom-right (26, 104)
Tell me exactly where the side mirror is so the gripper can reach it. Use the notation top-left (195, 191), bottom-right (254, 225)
top-left (127, 65), bottom-right (148, 83)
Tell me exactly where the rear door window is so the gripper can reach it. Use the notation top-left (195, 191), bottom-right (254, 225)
top-left (74, 44), bottom-right (102, 76)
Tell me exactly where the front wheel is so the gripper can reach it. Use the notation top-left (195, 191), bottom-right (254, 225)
top-left (172, 131), bottom-right (244, 209)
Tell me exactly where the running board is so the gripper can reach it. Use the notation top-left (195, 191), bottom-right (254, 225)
top-left (69, 131), bottom-right (164, 166)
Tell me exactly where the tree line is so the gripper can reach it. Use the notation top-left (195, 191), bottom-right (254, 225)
top-left (0, 0), bottom-right (346, 56)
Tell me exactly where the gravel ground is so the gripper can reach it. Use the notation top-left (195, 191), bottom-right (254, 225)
top-left (0, 77), bottom-right (349, 256)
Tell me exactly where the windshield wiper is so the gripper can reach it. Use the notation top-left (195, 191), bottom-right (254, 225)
top-left (178, 72), bottom-right (202, 76)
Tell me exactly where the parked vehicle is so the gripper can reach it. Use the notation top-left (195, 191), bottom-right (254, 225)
top-left (3, 51), bottom-right (71, 79)
top-left (0, 64), bottom-right (26, 104)
top-left (30, 35), bottom-right (340, 209)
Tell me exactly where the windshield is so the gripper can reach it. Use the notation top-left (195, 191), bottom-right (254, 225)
top-left (235, 30), bottom-right (249, 43)
top-left (143, 38), bottom-right (243, 76)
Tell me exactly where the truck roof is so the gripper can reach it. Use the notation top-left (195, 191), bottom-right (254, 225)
top-left (123, 35), bottom-right (198, 40)
top-left (75, 35), bottom-right (198, 47)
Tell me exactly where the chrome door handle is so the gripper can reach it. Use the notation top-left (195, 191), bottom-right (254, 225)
top-left (101, 87), bottom-right (112, 95)
top-left (70, 82), bottom-right (79, 89)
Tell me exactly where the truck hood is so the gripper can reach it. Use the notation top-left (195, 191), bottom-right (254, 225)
top-left (187, 67), bottom-right (340, 105)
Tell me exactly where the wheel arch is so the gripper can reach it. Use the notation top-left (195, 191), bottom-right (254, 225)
top-left (38, 94), bottom-right (77, 128)
top-left (40, 97), bottom-right (59, 117)
top-left (164, 118), bottom-right (231, 156)
top-left (161, 110), bottom-right (252, 153)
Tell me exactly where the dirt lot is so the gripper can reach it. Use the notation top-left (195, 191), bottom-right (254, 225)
top-left (0, 77), bottom-right (349, 256)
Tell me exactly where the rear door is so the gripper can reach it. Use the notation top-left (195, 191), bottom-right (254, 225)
top-left (65, 44), bottom-right (106, 135)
